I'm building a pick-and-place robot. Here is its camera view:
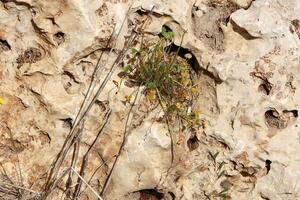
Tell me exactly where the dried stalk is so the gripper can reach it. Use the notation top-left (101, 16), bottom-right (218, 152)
top-left (71, 167), bottom-right (103, 200)
top-left (73, 110), bottom-right (112, 199)
top-left (100, 6), bottom-right (156, 196)
top-left (100, 86), bottom-right (141, 196)
top-left (42, 6), bottom-right (132, 197)
top-left (65, 125), bottom-right (82, 198)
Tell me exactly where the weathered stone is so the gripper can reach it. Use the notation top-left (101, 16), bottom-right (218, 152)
top-left (1, 0), bottom-right (300, 199)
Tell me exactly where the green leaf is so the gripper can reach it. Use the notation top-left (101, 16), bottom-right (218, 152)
top-left (161, 26), bottom-right (173, 40)
top-left (173, 64), bottom-right (181, 72)
top-left (131, 48), bottom-right (139, 54)
top-left (216, 188), bottom-right (229, 199)
top-left (217, 170), bottom-right (226, 180)
top-left (123, 65), bottom-right (133, 73)
top-left (146, 82), bottom-right (157, 89)
top-left (218, 161), bottom-right (225, 172)
top-left (209, 151), bottom-right (219, 163)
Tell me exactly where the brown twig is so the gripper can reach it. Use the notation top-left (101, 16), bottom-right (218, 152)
top-left (65, 125), bottom-right (82, 198)
top-left (156, 88), bottom-right (174, 164)
top-left (73, 110), bottom-right (112, 199)
top-left (42, 6), bottom-right (132, 197)
top-left (42, 121), bottom-right (85, 198)
top-left (100, 6), bottom-right (156, 196)
top-left (100, 86), bottom-right (141, 196)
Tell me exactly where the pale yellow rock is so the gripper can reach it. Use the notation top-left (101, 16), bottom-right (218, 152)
top-left (1, 0), bottom-right (300, 199)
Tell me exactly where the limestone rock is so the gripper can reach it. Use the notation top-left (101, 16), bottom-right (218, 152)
top-left (1, 0), bottom-right (300, 199)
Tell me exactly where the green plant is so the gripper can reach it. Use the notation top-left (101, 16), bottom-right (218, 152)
top-left (204, 151), bottom-right (229, 199)
top-left (122, 27), bottom-right (202, 128)
top-left (204, 188), bottom-right (229, 200)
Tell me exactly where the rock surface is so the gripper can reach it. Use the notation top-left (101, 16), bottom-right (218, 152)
top-left (0, 0), bottom-right (300, 199)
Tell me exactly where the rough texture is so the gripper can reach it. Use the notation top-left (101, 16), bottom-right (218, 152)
top-left (1, 0), bottom-right (300, 199)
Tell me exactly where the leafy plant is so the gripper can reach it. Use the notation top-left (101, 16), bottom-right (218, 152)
top-left (204, 151), bottom-right (230, 199)
top-left (122, 27), bottom-right (202, 128)
top-left (160, 26), bottom-right (173, 40)
top-left (209, 151), bottom-right (220, 163)
top-left (205, 188), bottom-right (229, 200)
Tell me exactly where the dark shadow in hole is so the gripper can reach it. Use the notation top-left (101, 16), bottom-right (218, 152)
top-left (95, 100), bottom-right (108, 112)
top-left (265, 109), bottom-right (287, 129)
top-left (139, 189), bottom-right (164, 200)
top-left (53, 31), bottom-right (65, 45)
top-left (265, 159), bottom-right (272, 174)
top-left (258, 82), bottom-right (272, 95)
top-left (136, 9), bottom-right (147, 16)
top-left (135, 8), bottom-right (163, 18)
top-left (164, 42), bottom-right (223, 84)
top-left (240, 171), bottom-right (252, 177)
top-left (187, 134), bottom-right (199, 151)
top-left (59, 118), bottom-right (73, 129)
top-left (63, 71), bottom-right (79, 84)
top-left (164, 42), bottom-right (199, 72)
top-left (0, 39), bottom-right (11, 51)
top-left (283, 109), bottom-right (298, 118)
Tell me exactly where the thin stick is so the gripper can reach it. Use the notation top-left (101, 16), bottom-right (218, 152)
top-left (100, 6), bottom-right (156, 196)
top-left (73, 110), bottom-right (112, 199)
top-left (65, 128), bottom-right (82, 198)
top-left (43, 6), bottom-right (133, 195)
top-left (71, 0), bottom-right (133, 134)
top-left (79, 154), bottom-right (111, 196)
top-left (0, 182), bottom-right (39, 194)
top-left (71, 167), bottom-right (104, 200)
top-left (43, 123), bottom-right (84, 197)
top-left (100, 86), bottom-right (141, 196)
top-left (156, 88), bottom-right (174, 164)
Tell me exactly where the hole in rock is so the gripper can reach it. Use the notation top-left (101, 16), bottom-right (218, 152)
top-left (283, 109), bottom-right (298, 118)
top-left (164, 42), bottom-right (222, 83)
top-left (95, 100), bottom-right (108, 112)
top-left (240, 171), bottom-right (252, 177)
top-left (258, 82), bottom-right (272, 95)
top-left (187, 134), bottom-right (199, 151)
top-left (265, 159), bottom-right (272, 174)
top-left (164, 42), bottom-right (200, 73)
top-left (16, 47), bottom-right (43, 66)
top-left (60, 118), bottom-right (73, 129)
top-left (265, 109), bottom-right (288, 129)
top-left (53, 31), bottom-right (65, 45)
top-left (291, 19), bottom-right (300, 39)
top-left (139, 189), bottom-right (164, 200)
top-left (0, 39), bottom-right (11, 51)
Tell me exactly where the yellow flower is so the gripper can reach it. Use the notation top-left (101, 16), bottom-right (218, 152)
top-left (146, 89), bottom-right (156, 102)
top-left (124, 94), bottom-right (132, 104)
top-left (191, 87), bottom-right (198, 94)
top-left (181, 71), bottom-right (188, 78)
top-left (0, 97), bottom-right (5, 105)
top-left (202, 120), bottom-right (209, 129)
top-left (181, 79), bottom-right (189, 86)
top-left (175, 102), bottom-right (182, 109)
